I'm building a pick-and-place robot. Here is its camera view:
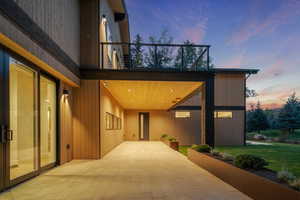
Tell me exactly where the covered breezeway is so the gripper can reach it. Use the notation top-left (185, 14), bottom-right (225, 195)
top-left (0, 142), bottom-right (251, 200)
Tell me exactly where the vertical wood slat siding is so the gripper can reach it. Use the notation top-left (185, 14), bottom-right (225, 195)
top-left (13, 0), bottom-right (80, 65)
top-left (73, 80), bottom-right (100, 159)
top-left (80, 0), bottom-right (100, 68)
top-left (59, 82), bottom-right (73, 164)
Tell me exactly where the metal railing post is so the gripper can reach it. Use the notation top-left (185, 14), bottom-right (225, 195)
top-left (181, 46), bottom-right (184, 71)
top-left (207, 46), bottom-right (210, 70)
top-left (154, 45), bottom-right (158, 69)
top-left (101, 43), bottom-right (104, 69)
top-left (128, 43), bottom-right (132, 70)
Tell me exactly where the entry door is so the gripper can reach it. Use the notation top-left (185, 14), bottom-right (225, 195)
top-left (0, 49), bottom-right (8, 191)
top-left (139, 112), bottom-right (149, 141)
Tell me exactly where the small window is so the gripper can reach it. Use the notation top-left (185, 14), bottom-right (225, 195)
top-left (175, 111), bottom-right (190, 118)
top-left (214, 111), bottom-right (233, 119)
top-left (105, 112), bottom-right (122, 130)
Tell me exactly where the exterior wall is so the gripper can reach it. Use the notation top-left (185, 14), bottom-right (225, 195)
top-left (59, 82), bottom-right (73, 164)
top-left (215, 111), bottom-right (245, 146)
top-left (0, 2), bottom-right (80, 85)
top-left (73, 80), bottom-right (100, 159)
top-left (100, 82), bottom-right (124, 157)
top-left (14, 0), bottom-right (80, 65)
top-left (125, 110), bottom-right (201, 145)
top-left (214, 73), bottom-right (246, 146)
top-left (100, 0), bottom-right (124, 69)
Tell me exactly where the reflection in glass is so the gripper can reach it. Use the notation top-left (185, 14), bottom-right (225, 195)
top-left (9, 58), bottom-right (38, 180)
top-left (40, 76), bottom-right (56, 167)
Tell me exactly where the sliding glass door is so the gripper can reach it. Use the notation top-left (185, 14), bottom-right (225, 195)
top-left (40, 76), bottom-right (57, 167)
top-left (9, 58), bottom-right (38, 180)
top-left (0, 49), bottom-right (58, 189)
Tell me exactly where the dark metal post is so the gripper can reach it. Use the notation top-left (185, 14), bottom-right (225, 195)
top-left (207, 46), bottom-right (210, 70)
top-left (181, 47), bottom-right (184, 71)
top-left (154, 45), bottom-right (158, 69)
top-left (101, 43), bottom-right (104, 69)
top-left (128, 43), bottom-right (132, 70)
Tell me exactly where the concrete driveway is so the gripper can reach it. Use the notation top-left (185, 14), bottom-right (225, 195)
top-left (0, 142), bottom-right (251, 200)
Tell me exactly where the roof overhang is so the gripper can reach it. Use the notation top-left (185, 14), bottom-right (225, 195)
top-left (212, 68), bottom-right (259, 75)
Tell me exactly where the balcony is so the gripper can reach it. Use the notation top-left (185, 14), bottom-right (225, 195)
top-left (100, 42), bottom-right (211, 72)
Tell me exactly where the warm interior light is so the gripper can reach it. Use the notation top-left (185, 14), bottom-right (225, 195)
top-left (175, 111), bottom-right (190, 118)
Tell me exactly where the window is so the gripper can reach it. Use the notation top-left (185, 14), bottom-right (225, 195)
top-left (105, 112), bottom-right (122, 130)
top-left (175, 111), bottom-right (191, 118)
top-left (214, 111), bottom-right (233, 119)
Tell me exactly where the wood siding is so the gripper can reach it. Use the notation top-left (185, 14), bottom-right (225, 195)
top-left (80, 0), bottom-right (99, 68)
top-left (99, 82), bottom-right (124, 157)
top-left (125, 110), bottom-right (201, 145)
top-left (73, 80), bottom-right (100, 159)
top-left (0, 8), bottom-right (79, 85)
top-left (13, 0), bottom-right (80, 65)
top-left (214, 73), bottom-right (245, 146)
top-left (59, 82), bottom-right (73, 164)
top-left (214, 74), bottom-right (245, 106)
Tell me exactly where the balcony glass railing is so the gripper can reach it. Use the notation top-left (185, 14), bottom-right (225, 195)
top-left (100, 42), bottom-right (211, 71)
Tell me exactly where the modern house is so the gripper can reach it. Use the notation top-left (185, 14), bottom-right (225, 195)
top-left (0, 0), bottom-right (258, 191)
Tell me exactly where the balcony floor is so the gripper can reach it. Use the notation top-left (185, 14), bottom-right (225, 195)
top-left (0, 142), bottom-right (252, 200)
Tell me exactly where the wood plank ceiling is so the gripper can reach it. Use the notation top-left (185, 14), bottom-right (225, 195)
top-left (102, 80), bottom-right (203, 110)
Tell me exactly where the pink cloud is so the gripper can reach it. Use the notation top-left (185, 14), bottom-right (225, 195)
top-left (228, 0), bottom-right (300, 45)
top-left (181, 20), bottom-right (207, 43)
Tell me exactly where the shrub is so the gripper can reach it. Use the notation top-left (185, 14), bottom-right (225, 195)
top-left (277, 169), bottom-right (296, 183)
top-left (234, 154), bottom-right (268, 170)
top-left (289, 179), bottom-right (300, 191)
top-left (191, 144), bottom-right (211, 153)
top-left (168, 136), bottom-right (177, 142)
top-left (160, 134), bottom-right (168, 139)
top-left (221, 152), bottom-right (235, 161)
top-left (211, 149), bottom-right (221, 157)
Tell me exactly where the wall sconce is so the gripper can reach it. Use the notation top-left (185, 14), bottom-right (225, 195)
top-left (102, 15), bottom-right (107, 24)
top-left (63, 89), bottom-right (69, 102)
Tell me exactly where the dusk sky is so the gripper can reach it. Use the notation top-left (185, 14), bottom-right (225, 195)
top-left (125, 0), bottom-right (300, 109)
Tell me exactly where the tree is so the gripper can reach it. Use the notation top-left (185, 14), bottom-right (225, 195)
top-left (174, 40), bottom-right (197, 69)
top-left (246, 87), bottom-right (257, 98)
top-left (131, 34), bottom-right (144, 68)
top-left (145, 29), bottom-right (174, 68)
top-left (247, 101), bottom-right (269, 133)
top-left (277, 93), bottom-right (300, 134)
top-left (174, 40), bottom-right (214, 70)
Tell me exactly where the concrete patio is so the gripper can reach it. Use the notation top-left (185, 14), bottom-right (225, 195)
top-left (0, 142), bottom-right (251, 200)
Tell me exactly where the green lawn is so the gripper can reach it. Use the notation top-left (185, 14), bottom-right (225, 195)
top-left (215, 143), bottom-right (300, 177)
top-left (247, 129), bottom-right (300, 141)
top-left (179, 143), bottom-right (300, 177)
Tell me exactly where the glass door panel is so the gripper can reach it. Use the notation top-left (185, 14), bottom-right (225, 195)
top-left (9, 58), bottom-right (38, 180)
top-left (40, 76), bottom-right (56, 166)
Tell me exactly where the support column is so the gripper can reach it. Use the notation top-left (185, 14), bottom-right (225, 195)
top-left (205, 74), bottom-right (215, 147)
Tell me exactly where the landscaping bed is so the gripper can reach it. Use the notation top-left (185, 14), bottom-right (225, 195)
top-left (188, 148), bottom-right (300, 200)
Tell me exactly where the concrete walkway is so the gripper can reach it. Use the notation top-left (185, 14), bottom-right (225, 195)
top-left (0, 142), bottom-right (252, 200)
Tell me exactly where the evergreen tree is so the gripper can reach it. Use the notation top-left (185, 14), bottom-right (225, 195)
top-left (247, 102), bottom-right (269, 133)
top-left (145, 29), bottom-right (174, 68)
top-left (277, 93), bottom-right (300, 134)
top-left (246, 87), bottom-right (257, 98)
top-left (174, 40), bottom-right (197, 69)
top-left (131, 34), bottom-right (144, 68)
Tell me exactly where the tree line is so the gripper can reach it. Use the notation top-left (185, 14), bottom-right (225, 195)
top-left (247, 93), bottom-right (300, 134)
top-left (130, 30), bottom-right (213, 69)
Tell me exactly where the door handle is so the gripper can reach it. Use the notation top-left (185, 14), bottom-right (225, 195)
top-left (7, 129), bottom-right (13, 141)
top-left (0, 125), bottom-right (6, 143)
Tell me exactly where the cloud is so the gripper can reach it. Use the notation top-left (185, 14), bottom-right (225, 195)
top-left (181, 20), bottom-right (208, 43)
top-left (228, 0), bottom-right (300, 45)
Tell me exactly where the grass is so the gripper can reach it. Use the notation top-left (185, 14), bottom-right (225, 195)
top-left (247, 129), bottom-right (300, 141)
top-left (215, 143), bottom-right (300, 177)
top-left (179, 142), bottom-right (300, 177)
